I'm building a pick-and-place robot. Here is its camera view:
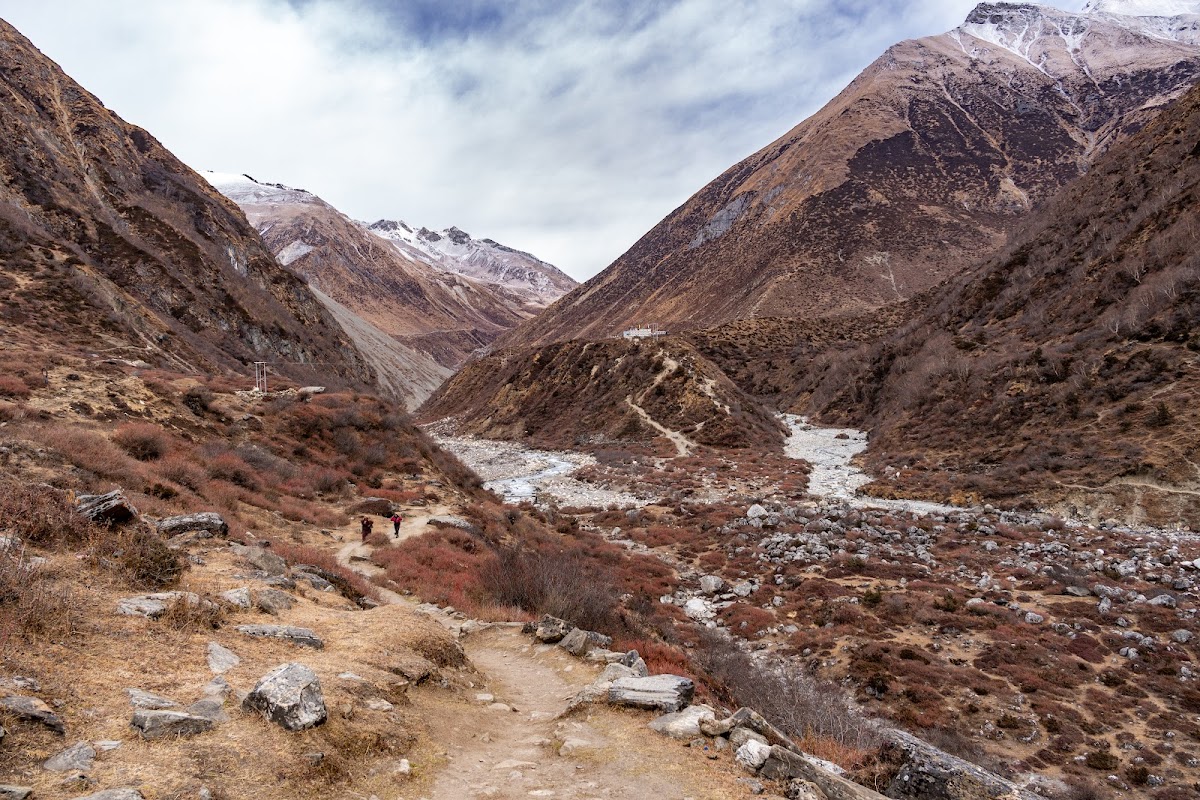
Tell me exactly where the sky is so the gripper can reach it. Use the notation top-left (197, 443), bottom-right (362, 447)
top-left (4, 0), bottom-right (1088, 281)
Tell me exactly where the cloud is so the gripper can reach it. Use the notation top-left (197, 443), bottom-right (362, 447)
top-left (1, 0), bottom-right (1085, 279)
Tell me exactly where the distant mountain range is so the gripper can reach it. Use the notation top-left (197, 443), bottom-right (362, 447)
top-left (505, 0), bottom-right (1200, 347)
top-left (203, 172), bottom-right (574, 407)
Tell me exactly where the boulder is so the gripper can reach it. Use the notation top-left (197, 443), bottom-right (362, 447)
top-left (125, 689), bottom-right (178, 709)
top-left (75, 490), bottom-right (137, 525)
top-left (186, 698), bottom-right (229, 724)
top-left (426, 515), bottom-right (475, 531)
top-left (648, 704), bottom-right (716, 739)
top-left (155, 512), bottom-right (228, 538)
top-left (1172, 629), bottom-right (1194, 644)
top-left (70, 790), bottom-right (145, 800)
top-left (736, 739), bottom-right (773, 772)
top-left (389, 651), bottom-right (438, 684)
top-left (535, 615), bottom-right (572, 643)
top-left (206, 642), bottom-right (240, 674)
top-left (747, 504), bottom-right (768, 519)
top-left (607, 675), bottom-right (694, 713)
top-left (242, 663), bottom-right (326, 731)
top-left (230, 545), bottom-right (287, 576)
top-left (0, 695), bottom-right (65, 733)
top-left (116, 592), bottom-right (210, 619)
top-left (254, 588), bottom-right (295, 615)
top-left (44, 741), bottom-right (96, 772)
top-left (886, 730), bottom-right (1044, 800)
top-left (730, 726), bottom-right (770, 748)
top-left (559, 627), bottom-right (612, 656)
top-left (760, 747), bottom-right (885, 799)
top-left (700, 707), bottom-right (796, 751)
top-left (0, 788), bottom-right (33, 800)
top-left (1024, 612), bottom-right (1044, 625)
top-left (700, 575), bottom-right (725, 595)
top-left (1064, 586), bottom-right (1091, 597)
top-left (220, 587), bottom-right (251, 609)
top-left (235, 624), bottom-right (324, 649)
top-left (130, 709), bottom-right (214, 739)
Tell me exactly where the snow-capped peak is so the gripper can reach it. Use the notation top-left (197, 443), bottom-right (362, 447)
top-left (200, 171), bottom-right (315, 205)
top-left (1083, 0), bottom-right (1200, 16)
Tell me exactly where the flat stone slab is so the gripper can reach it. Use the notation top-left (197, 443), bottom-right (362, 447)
top-left (156, 512), bottom-right (228, 538)
top-left (125, 689), bottom-right (178, 710)
top-left (0, 695), bottom-right (65, 733)
top-left (44, 741), bottom-right (96, 772)
top-left (236, 624), bottom-right (324, 649)
top-left (0, 787), bottom-right (33, 800)
top-left (116, 592), bottom-right (206, 619)
top-left (76, 490), bottom-right (137, 524)
top-left (243, 663), bottom-right (326, 731)
top-left (607, 675), bottom-right (695, 713)
top-left (206, 641), bottom-right (241, 674)
top-left (70, 790), bottom-right (145, 800)
top-left (254, 588), bottom-right (295, 615)
top-left (648, 704), bottom-right (716, 739)
top-left (130, 709), bottom-right (214, 739)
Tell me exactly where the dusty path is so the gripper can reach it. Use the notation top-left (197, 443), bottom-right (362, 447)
top-left (334, 522), bottom-right (744, 799)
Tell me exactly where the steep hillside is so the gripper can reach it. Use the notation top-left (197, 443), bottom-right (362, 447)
top-left (507, 2), bottom-right (1200, 346)
top-left (205, 173), bottom-right (540, 386)
top-left (367, 219), bottom-right (576, 309)
top-left (419, 338), bottom-right (786, 455)
top-left (0, 20), bottom-right (369, 388)
top-left (806, 77), bottom-right (1200, 527)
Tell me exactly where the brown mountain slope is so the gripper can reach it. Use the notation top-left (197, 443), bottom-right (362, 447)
top-left (507, 3), bottom-right (1200, 347)
top-left (205, 174), bottom-right (539, 378)
top-left (418, 338), bottom-right (786, 455)
top-left (0, 20), bottom-right (369, 387)
top-left (804, 78), bottom-right (1200, 527)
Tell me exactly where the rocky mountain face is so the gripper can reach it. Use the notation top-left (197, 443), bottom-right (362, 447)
top-left (419, 338), bottom-right (787, 455)
top-left (507, 1), bottom-right (1200, 347)
top-left (0, 20), bottom-right (369, 388)
top-left (205, 173), bottom-right (560, 407)
top-left (804, 77), bottom-right (1200, 526)
top-left (367, 219), bottom-right (576, 309)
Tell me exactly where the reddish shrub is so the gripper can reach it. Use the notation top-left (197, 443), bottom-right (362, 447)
top-left (113, 423), bottom-right (171, 461)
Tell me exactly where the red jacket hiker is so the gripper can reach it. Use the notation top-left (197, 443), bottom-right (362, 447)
top-left (390, 512), bottom-right (403, 538)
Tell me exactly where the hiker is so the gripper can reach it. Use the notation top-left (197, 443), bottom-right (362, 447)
top-left (360, 516), bottom-right (373, 542)
top-left (390, 511), bottom-right (403, 538)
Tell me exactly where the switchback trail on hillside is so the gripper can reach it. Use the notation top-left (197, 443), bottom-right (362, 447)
top-left (335, 535), bottom-right (745, 799)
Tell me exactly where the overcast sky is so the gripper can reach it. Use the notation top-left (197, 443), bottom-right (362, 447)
top-left (5, 0), bottom-right (1086, 280)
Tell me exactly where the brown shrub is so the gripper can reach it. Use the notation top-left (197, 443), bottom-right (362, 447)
top-left (157, 456), bottom-right (206, 492)
top-left (0, 482), bottom-right (99, 547)
top-left (0, 551), bottom-right (81, 649)
top-left (158, 593), bottom-right (227, 631)
top-left (92, 528), bottom-right (186, 589)
top-left (32, 426), bottom-right (146, 486)
top-left (0, 375), bottom-right (30, 399)
top-left (477, 546), bottom-right (621, 633)
top-left (270, 542), bottom-right (380, 605)
top-left (112, 423), bottom-right (171, 461)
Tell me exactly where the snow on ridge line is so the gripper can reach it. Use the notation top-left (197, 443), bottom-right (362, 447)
top-left (1083, 0), bottom-right (1200, 16)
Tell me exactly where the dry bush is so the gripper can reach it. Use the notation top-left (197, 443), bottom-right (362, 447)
top-left (157, 592), bottom-right (227, 631)
top-left (0, 375), bottom-right (30, 399)
top-left (92, 528), bottom-right (186, 589)
top-left (477, 546), bottom-right (621, 633)
top-left (0, 551), bottom-right (81, 649)
top-left (373, 529), bottom-right (487, 610)
top-left (269, 542), bottom-right (380, 605)
top-left (156, 456), bottom-right (206, 492)
top-left (0, 482), bottom-right (100, 547)
top-left (206, 451), bottom-right (259, 490)
top-left (30, 425), bottom-right (145, 486)
top-left (112, 423), bottom-right (171, 461)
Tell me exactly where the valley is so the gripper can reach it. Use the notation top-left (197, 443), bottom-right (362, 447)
top-left (2, 1), bottom-right (1200, 799)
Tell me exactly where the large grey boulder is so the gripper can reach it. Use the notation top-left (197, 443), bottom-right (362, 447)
top-left (648, 704), bottom-right (716, 739)
top-left (76, 490), bottom-right (137, 524)
top-left (535, 615), bottom-right (572, 643)
top-left (0, 695), bottom-right (65, 733)
top-left (44, 741), bottom-right (96, 772)
top-left (219, 587), bottom-right (251, 609)
top-left (0, 787), bottom-right (33, 800)
top-left (699, 575), bottom-right (725, 595)
top-left (235, 624), bottom-right (324, 649)
top-left (254, 588), bottom-right (295, 615)
top-left (559, 627), bottom-right (612, 656)
top-left (229, 544), bottom-right (287, 576)
top-left (700, 706), bottom-right (796, 752)
top-left (886, 730), bottom-right (1044, 800)
top-left (116, 592), bottom-right (211, 619)
top-left (130, 709), bottom-right (214, 739)
top-left (735, 739), bottom-right (773, 772)
top-left (70, 790), bottom-right (144, 800)
top-left (242, 663), bottom-right (326, 731)
top-left (607, 675), bottom-right (694, 713)
top-left (156, 512), bottom-right (228, 539)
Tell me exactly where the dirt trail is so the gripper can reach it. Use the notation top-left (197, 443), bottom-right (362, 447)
top-left (335, 521), bottom-right (743, 799)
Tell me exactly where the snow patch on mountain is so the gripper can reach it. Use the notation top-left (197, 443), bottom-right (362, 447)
top-left (1084, 0), bottom-right (1200, 16)
top-left (367, 219), bottom-right (575, 306)
top-left (201, 171), bottom-right (318, 206)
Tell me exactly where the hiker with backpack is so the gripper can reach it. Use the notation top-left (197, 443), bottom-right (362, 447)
top-left (390, 511), bottom-right (403, 538)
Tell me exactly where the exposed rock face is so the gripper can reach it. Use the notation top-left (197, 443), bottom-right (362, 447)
top-left (534, 615), bottom-right (572, 643)
top-left (504, 4), bottom-right (1200, 347)
top-left (242, 663), bottom-right (327, 731)
top-left (0, 21), bottom-right (370, 386)
top-left (43, 741), bottom-right (95, 772)
top-left (558, 628), bottom-right (613, 657)
top-left (116, 592), bottom-right (209, 619)
top-left (0, 695), bottom-right (65, 733)
top-left (886, 730), bottom-right (1043, 800)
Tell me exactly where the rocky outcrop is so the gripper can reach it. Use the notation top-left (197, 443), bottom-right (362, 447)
top-left (0, 787), bottom-right (32, 800)
top-left (75, 490), bottom-right (137, 525)
top-left (155, 512), bottom-right (228, 538)
top-left (235, 624), bottom-right (324, 649)
top-left (886, 730), bottom-right (1043, 800)
top-left (43, 741), bottom-right (95, 772)
top-left (130, 709), bottom-right (214, 739)
top-left (116, 592), bottom-right (214, 620)
top-left (607, 676), bottom-right (695, 713)
top-left (558, 627), bottom-right (612, 657)
top-left (0, 695), bottom-right (65, 733)
top-left (242, 663), bottom-right (327, 731)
